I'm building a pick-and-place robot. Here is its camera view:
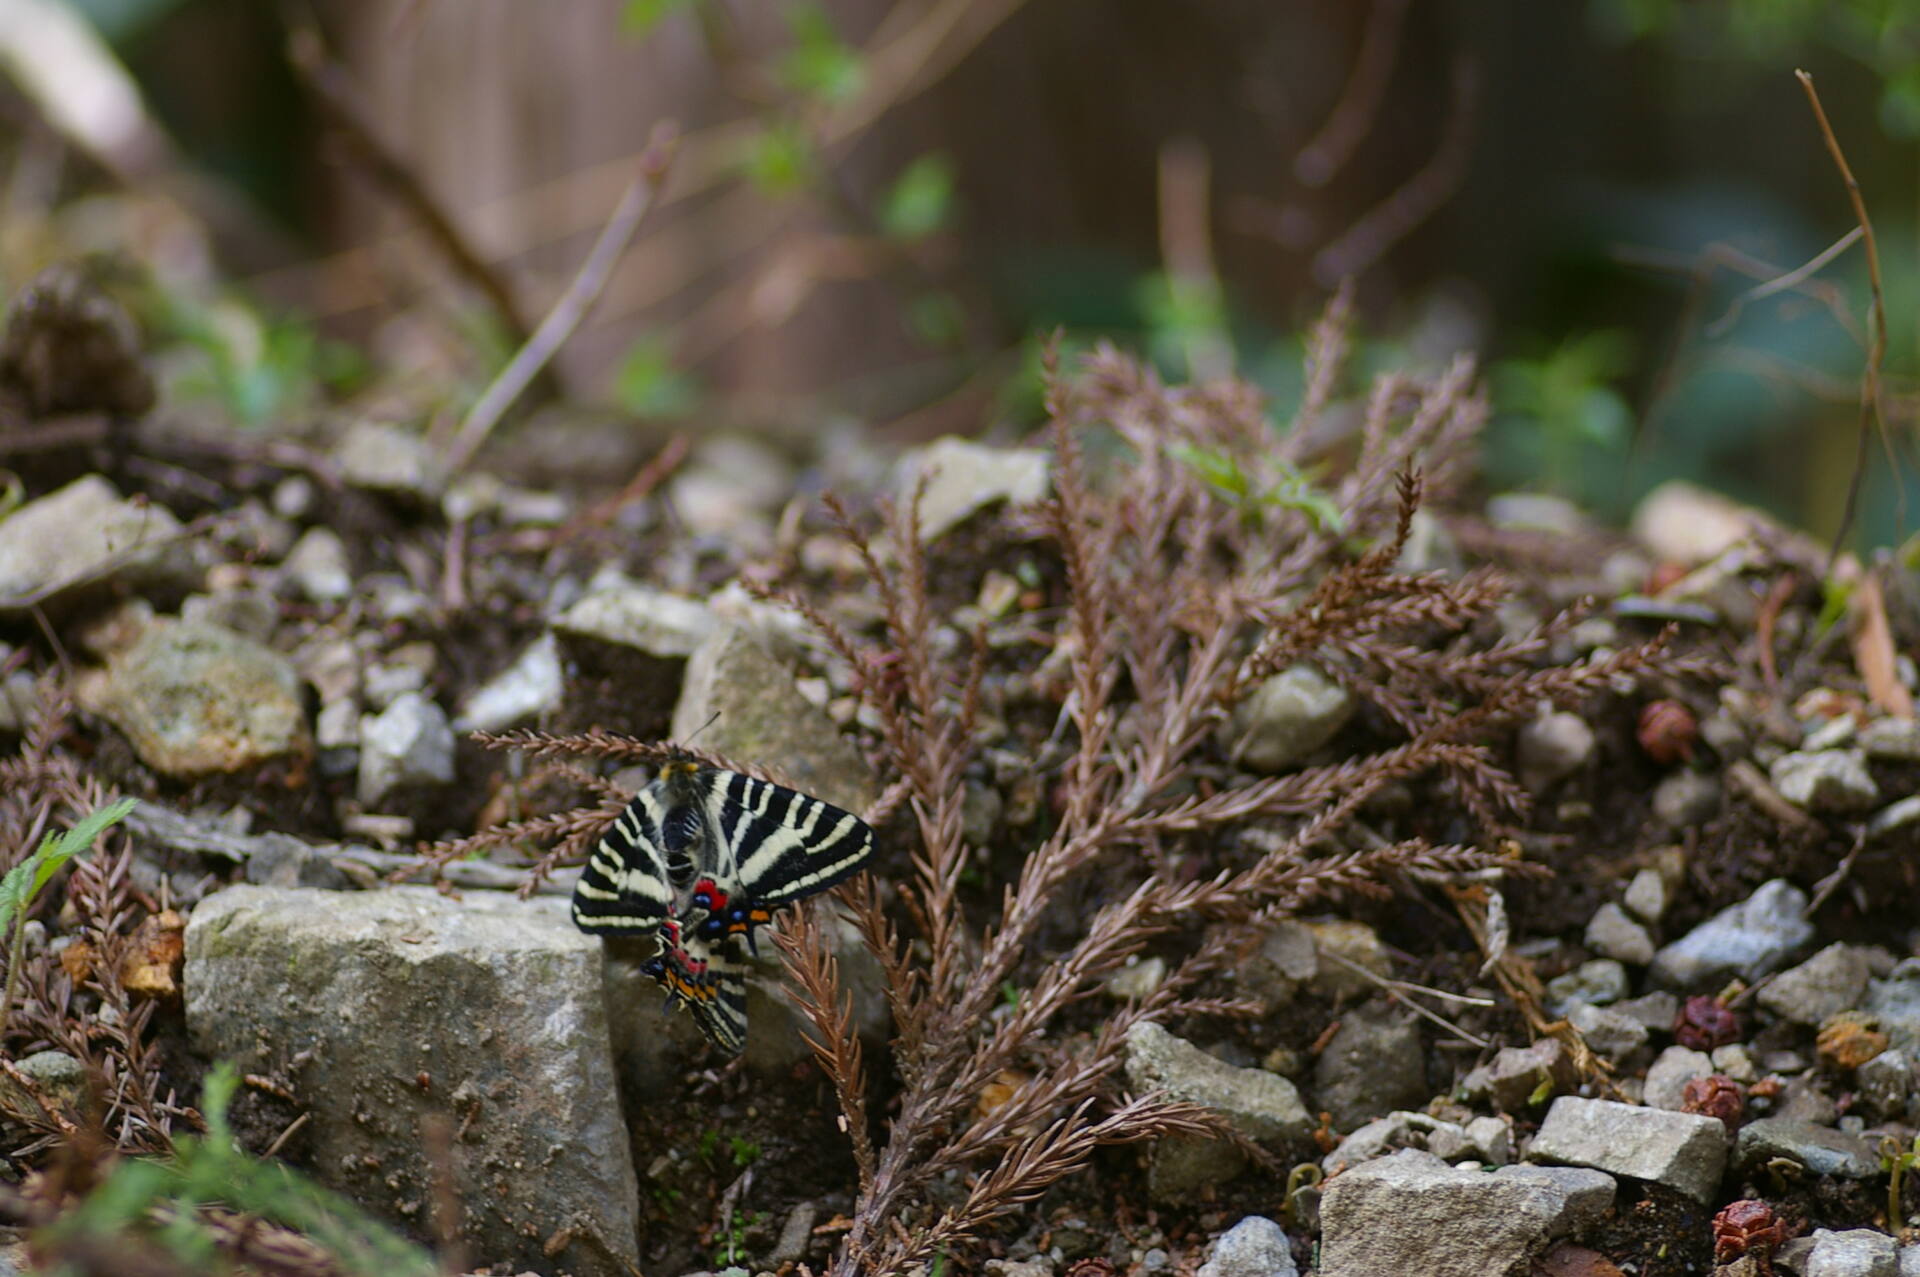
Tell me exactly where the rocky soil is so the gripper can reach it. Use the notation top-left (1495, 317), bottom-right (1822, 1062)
top-left (0, 267), bottom-right (1918, 1277)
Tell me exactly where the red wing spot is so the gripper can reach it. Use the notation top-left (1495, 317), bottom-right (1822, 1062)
top-left (693, 878), bottom-right (731, 912)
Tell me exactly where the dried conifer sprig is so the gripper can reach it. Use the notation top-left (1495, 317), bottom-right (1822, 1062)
top-left (751, 318), bottom-right (1677, 1277)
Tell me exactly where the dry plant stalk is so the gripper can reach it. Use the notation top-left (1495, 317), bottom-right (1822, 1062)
top-left (737, 322), bottom-right (1676, 1276)
top-left (0, 686), bottom-right (184, 1159)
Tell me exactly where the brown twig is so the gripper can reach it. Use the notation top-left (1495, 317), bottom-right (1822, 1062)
top-left (284, 21), bottom-right (558, 405)
top-left (444, 124), bottom-right (679, 472)
top-left (1795, 69), bottom-right (1890, 564)
top-left (1294, 0), bottom-right (1412, 186)
top-left (1312, 54), bottom-right (1478, 286)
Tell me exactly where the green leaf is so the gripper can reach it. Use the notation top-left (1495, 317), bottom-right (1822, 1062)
top-left (778, 4), bottom-right (866, 104)
top-left (612, 334), bottom-right (701, 419)
top-left (1164, 442), bottom-right (1251, 501)
top-left (0, 798), bottom-right (136, 934)
top-left (738, 120), bottom-right (817, 197)
top-left (906, 291), bottom-right (966, 349)
top-left (621, 0), bottom-right (698, 37)
top-left (881, 154), bottom-right (956, 240)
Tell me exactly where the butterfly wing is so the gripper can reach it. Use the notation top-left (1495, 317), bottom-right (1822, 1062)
top-left (643, 930), bottom-right (749, 1055)
top-left (570, 786), bottom-right (675, 935)
top-left (703, 770), bottom-right (875, 909)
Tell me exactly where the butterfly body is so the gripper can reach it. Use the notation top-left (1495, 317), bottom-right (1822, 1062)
top-left (571, 754), bottom-right (874, 1053)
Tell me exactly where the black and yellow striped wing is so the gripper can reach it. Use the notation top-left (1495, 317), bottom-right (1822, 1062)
top-left (642, 931), bottom-right (749, 1055)
top-left (570, 786), bottom-right (675, 935)
top-left (701, 770), bottom-right (874, 909)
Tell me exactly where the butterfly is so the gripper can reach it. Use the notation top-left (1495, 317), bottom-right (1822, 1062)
top-left (571, 755), bottom-right (874, 1052)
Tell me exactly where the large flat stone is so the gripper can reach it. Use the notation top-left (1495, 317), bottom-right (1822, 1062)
top-left (184, 886), bottom-right (638, 1276)
top-left (1320, 1149), bottom-right (1610, 1277)
top-left (1528, 1096), bottom-right (1726, 1203)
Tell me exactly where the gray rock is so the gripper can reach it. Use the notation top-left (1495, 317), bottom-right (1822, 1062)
top-left (1642, 1045), bottom-right (1713, 1111)
top-left (1649, 878), bottom-right (1814, 989)
top-left (1395, 509), bottom-right (1462, 576)
top-left (765, 1202), bottom-right (817, 1268)
top-left (1623, 867), bottom-right (1671, 923)
top-left (1758, 944), bottom-right (1873, 1027)
top-left (1585, 903), bottom-right (1656, 966)
top-left (181, 588), bottom-right (280, 642)
top-left (1612, 990), bottom-right (1681, 1033)
top-left (76, 619), bottom-right (308, 776)
top-left (1300, 919), bottom-right (1391, 999)
top-left (1227, 665), bottom-right (1354, 773)
top-left (1630, 480), bottom-right (1755, 565)
top-left (1712, 1044), bottom-right (1759, 1083)
top-left (358, 692), bottom-right (456, 805)
top-left (1517, 712), bottom-right (1595, 791)
top-left (1568, 1003), bottom-right (1648, 1060)
top-left (1772, 750), bottom-right (1879, 812)
top-left (671, 627), bottom-right (878, 817)
top-left (1240, 922), bottom-right (1320, 1010)
top-left (1799, 1228), bottom-right (1899, 1277)
top-left (1311, 1000), bottom-right (1426, 1131)
top-left (184, 885), bottom-right (638, 1276)
top-left (1545, 958), bottom-right (1630, 1015)
top-left (1901, 1241), bottom-right (1920, 1276)
top-left (0, 1049), bottom-right (85, 1115)
top-left (243, 832), bottom-right (352, 890)
top-left (1528, 1096), bottom-right (1727, 1202)
top-left (0, 475), bottom-right (195, 609)
top-left (556, 577), bottom-right (717, 657)
top-left (1869, 796), bottom-right (1920, 841)
top-left (454, 634), bottom-right (564, 733)
top-left (1735, 1118), bottom-right (1882, 1179)
top-left (1123, 1022), bottom-right (1313, 1201)
top-left (1865, 962), bottom-right (1920, 1055)
top-left (1463, 1115), bottom-right (1514, 1165)
top-left (1195, 1216), bottom-right (1297, 1277)
top-left (1487, 1164), bottom-right (1616, 1234)
top-left (1856, 1048), bottom-right (1913, 1119)
top-left (1104, 955), bottom-right (1167, 1001)
top-left (1488, 493), bottom-right (1586, 536)
top-left (1461, 1038), bottom-right (1577, 1113)
top-left (1322, 1112), bottom-right (1426, 1176)
top-left (335, 420), bottom-right (444, 499)
top-left (0, 670), bottom-right (42, 733)
top-left (898, 436), bottom-right (1049, 542)
top-left (1651, 769), bottom-right (1721, 828)
top-left (667, 436), bottom-right (793, 541)
top-left (282, 526), bottom-right (353, 602)
top-left (1860, 717), bottom-right (1920, 762)
top-left (1319, 1148), bottom-right (1606, 1277)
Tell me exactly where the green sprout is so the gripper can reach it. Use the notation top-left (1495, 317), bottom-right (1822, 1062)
top-left (0, 797), bottom-right (135, 1036)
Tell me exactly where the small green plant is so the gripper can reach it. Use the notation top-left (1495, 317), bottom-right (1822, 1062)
top-left (1488, 329), bottom-right (1635, 502)
top-left (1881, 1133), bottom-right (1919, 1230)
top-left (1163, 442), bottom-right (1346, 534)
top-left (153, 293), bottom-right (366, 427)
top-left (43, 1062), bottom-right (438, 1276)
top-left (712, 1208), bottom-right (769, 1269)
top-left (727, 1135), bottom-right (762, 1168)
top-left (612, 333), bottom-right (702, 419)
top-left (0, 797), bottom-right (136, 1036)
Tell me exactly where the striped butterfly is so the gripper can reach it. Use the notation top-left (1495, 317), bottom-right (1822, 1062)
top-left (571, 755), bottom-right (874, 1052)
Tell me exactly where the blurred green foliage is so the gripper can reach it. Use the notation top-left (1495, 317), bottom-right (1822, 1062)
top-left (151, 293), bottom-right (367, 428)
top-left (881, 154), bottom-right (958, 242)
top-left (1487, 330), bottom-right (1637, 498)
top-left (613, 333), bottom-right (703, 419)
top-left (779, 3), bottom-right (866, 105)
top-left (43, 1062), bottom-right (439, 1277)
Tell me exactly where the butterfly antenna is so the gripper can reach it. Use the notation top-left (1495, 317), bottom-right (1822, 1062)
top-left (683, 710), bottom-right (722, 747)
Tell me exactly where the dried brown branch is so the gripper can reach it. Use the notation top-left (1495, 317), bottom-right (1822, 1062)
top-left (1795, 68), bottom-right (1891, 562)
top-left (445, 124), bottom-right (678, 472)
